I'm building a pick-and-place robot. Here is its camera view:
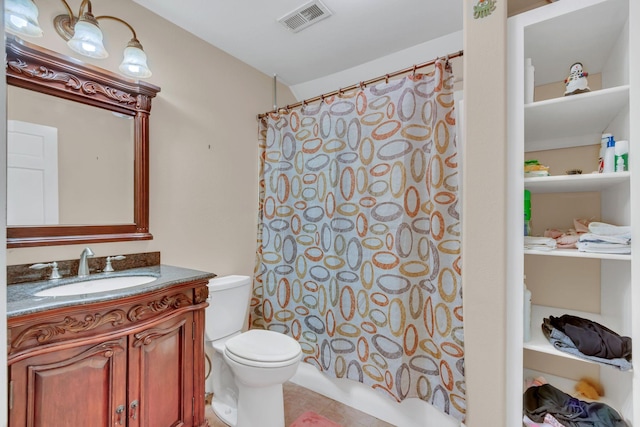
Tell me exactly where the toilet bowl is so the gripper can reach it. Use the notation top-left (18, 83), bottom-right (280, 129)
top-left (205, 275), bottom-right (301, 427)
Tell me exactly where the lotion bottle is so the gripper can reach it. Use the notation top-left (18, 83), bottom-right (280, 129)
top-left (603, 135), bottom-right (616, 173)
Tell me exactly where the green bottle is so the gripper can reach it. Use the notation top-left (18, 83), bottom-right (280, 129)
top-left (524, 190), bottom-right (531, 236)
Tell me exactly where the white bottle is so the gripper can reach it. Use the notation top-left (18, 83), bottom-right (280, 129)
top-left (615, 140), bottom-right (629, 172)
top-left (524, 276), bottom-right (532, 343)
top-left (599, 133), bottom-right (612, 173)
top-left (603, 135), bottom-right (616, 173)
top-left (525, 58), bottom-right (535, 104)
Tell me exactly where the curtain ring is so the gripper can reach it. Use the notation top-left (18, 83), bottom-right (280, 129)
top-left (360, 81), bottom-right (365, 90)
top-left (338, 88), bottom-right (343, 97)
top-left (385, 74), bottom-right (389, 84)
top-left (320, 94), bottom-right (325, 104)
top-left (412, 65), bottom-right (417, 77)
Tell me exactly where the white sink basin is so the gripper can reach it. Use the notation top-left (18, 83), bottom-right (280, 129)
top-left (35, 275), bottom-right (157, 297)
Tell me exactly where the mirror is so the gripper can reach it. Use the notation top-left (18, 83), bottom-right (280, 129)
top-left (8, 86), bottom-right (134, 226)
top-left (5, 35), bottom-right (161, 248)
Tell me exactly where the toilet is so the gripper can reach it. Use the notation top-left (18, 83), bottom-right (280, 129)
top-left (205, 275), bottom-right (301, 427)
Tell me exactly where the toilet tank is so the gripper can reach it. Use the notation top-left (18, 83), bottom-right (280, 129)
top-left (205, 275), bottom-right (253, 342)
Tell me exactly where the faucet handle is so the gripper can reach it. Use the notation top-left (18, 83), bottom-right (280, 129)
top-left (29, 261), bottom-right (62, 280)
top-left (104, 255), bottom-right (126, 272)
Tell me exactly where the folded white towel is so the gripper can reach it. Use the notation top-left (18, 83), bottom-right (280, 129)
top-left (588, 222), bottom-right (631, 239)
top-left (579, 233), bottom-right (630, 245)
top-left (577, 241), bottom-right (631, 254)
top-left (524, 236), bottom-right (557, 251)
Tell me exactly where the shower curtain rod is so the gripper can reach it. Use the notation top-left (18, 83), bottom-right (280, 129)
top-left (258, 49), bottom-right (463, 120)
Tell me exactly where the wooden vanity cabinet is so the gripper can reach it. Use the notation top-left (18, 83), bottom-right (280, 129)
top-left (7, 279), bottom-right (209, 427)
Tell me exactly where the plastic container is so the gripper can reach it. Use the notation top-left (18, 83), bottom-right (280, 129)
top-left (525, 58), bottom-right (535, 104)
top-left (600, 133), bottom-right (612, 173)
top-left (524, 275), bottom-right (532, 343)
top-left (615, 140), bottom-right (629, 172)
top-left (524, 190), bottom-right (531, 236)
top-left (603, 135), bottom-right (616, 173)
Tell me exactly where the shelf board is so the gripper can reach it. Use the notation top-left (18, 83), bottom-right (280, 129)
top-left (525, 172), bottom-right (630, 193)
top-left (524, 248), bottom-right (631, 261)
top-left (524, 305), bottom-right (628, 369)
top-left (525, 86), bottom-right (629, 151)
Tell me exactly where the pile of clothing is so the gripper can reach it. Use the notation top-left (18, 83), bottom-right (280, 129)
top-left (524, 383), bottom-right (629, 427)
top-left (577, 222), bottom-right (631, 254)
top-left (541, 314), bottom-right (632, 371)
top-left (543, 218), bottom-right (590, 249)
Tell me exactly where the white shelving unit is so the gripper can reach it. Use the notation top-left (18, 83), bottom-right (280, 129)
top-left (507, 1), bottom-right (638, 426)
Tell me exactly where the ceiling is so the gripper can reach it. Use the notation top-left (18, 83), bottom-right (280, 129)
top-left (132, 0), bottom-right (545, 87)
top-left (132, 0), bottom-right (463, 86)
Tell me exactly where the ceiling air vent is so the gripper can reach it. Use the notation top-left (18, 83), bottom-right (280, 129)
top-left (278, 0), bottom-right (333, 33)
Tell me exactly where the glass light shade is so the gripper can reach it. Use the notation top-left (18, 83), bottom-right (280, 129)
top-left (119, 44), bottom-right (152, 78)
top-left (4, 0), bottom-right (43, 38)
top-left (67, 16), bottom-right (108, 59)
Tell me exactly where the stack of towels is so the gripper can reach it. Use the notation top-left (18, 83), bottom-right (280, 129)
top-left (577, 222), bottom-right (631, 254)
top-left (524, 236), bottom-right (557, 251)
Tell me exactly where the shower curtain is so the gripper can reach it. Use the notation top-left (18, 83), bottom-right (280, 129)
top-left (251, 60), bottom-right (465, 421)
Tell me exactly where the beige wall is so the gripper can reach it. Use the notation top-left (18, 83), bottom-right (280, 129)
top-left (6, 0), bottom-right (297, 279)
top-left (463, 0), bottom-right (508, 426)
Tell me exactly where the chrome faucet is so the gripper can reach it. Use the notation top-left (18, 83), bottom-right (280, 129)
top-left (78, 247), bottom-right (95, 278)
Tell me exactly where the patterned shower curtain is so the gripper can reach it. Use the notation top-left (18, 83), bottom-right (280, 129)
top-left (251, 60), bottom-right (465, 421)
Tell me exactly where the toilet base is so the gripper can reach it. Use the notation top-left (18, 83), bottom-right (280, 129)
top-left (236, 383), bottom-right (285, 427)
top-left (212, 399), bottom-right (237, 426)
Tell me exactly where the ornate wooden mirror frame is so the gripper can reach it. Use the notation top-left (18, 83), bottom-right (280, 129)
top-left (5, 35), bottom-right (161, 248)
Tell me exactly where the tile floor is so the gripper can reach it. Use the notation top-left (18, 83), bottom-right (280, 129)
top-left (205, 381), bottom-right (394, 427)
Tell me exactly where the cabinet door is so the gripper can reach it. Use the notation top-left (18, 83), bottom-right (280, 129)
top-left (9, 338), bottom-right (127, 427)
top-left (128, 313), bottom-right (195, 427)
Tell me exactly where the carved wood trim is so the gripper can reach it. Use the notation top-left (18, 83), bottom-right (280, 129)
top-left (11, 310), bottom-right (127, 350)
top-left (7, 58), bottom-right (139, 106)
top-left (31, 339), bottom-right (127, 369)
top-left (5, 35), bottom-right (158, 114)
top-left (132, 319), bottom-right (187, 348)
top-left (194, 285), bottom-right (209, 304)
top-left (127, 293), bottom-right (193, 322)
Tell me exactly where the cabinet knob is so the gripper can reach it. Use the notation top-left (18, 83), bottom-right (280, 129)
top-left (129, 399), bottom-right (139, 420)
top-left (115, 404), bottom-right (125, 425)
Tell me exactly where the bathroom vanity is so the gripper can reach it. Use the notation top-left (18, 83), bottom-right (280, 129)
top-left (6, 265), bottom-right (215, 427)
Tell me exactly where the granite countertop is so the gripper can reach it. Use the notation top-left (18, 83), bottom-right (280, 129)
top-left (7, 264), bottom-right (216, 318)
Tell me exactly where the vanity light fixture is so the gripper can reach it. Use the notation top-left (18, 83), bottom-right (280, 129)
top-left (3, 0), bottom-right (152, 78)
top-left (4, 0), bottom-right (43, 38)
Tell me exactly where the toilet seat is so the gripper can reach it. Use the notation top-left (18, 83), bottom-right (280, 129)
top-left (224, 329), bottom-right (301, 368)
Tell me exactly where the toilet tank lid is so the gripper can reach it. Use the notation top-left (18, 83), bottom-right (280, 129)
top-left (208, 275), bottom-right (252, 290)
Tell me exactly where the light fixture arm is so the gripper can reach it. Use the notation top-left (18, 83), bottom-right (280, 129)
top-left (95, 15), bottom-right (141, 45)
top-left (77, 0), bottom-right (91, 17)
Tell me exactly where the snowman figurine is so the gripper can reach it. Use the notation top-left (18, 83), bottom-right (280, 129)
top-left (564, 62), bottom-right (590, 96)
